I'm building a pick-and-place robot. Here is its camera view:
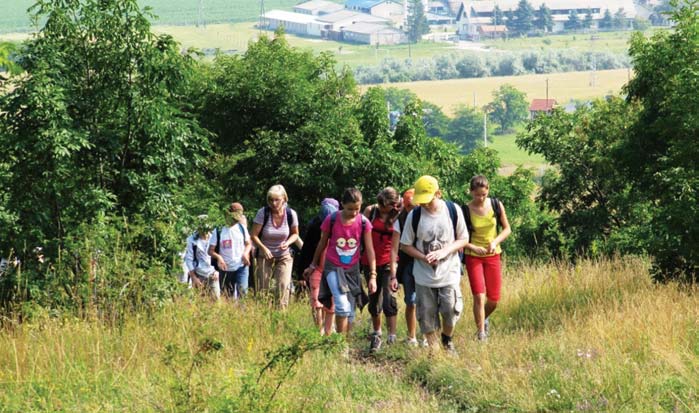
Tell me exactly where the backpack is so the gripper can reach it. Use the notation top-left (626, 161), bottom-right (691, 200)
top-left (212, 224), bottom-right (246, 272)
top-left (462, 197), bottom-right (503, 236)
top-left (256, 206), bottom-right (295, 258)
top-left (410, 200), bottom-right (463, 264)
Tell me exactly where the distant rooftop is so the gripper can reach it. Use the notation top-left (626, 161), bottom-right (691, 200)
top-left (262, 10), bottom-right (319, 24)
top-left (530, 99), bottom-right (557, 111)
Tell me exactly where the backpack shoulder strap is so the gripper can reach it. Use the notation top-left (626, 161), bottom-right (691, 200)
top-left (491, 197), bottom-right (502, 231)
top-left (411, 206), bottom-right (422, 246)
top-left (329, 211), bottom-right (338, 234)
top-left (445, 200), bottom-right (458, 239)
top-left (262, 206), bottom-right (270, 229)
top-left (191, 234), bottom-right (199, 268)
top-left (369, 205), bottom-right (379, 222)
top-left (462, 204), bottom-right (474, 235)
top-left (238, 223), bottom-right (245, 236)
top-left (285, 207), bottom-right (293, 227)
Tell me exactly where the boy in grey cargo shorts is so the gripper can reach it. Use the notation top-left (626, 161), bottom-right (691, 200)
top-left (400, 176), bottom-right (469, 353)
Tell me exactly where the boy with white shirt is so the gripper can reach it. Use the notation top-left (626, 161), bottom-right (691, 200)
top-left (209, 202), bottom-right (252, 300)
top-left (400, 176), bottom-right (469, 354)
top-left (184, 215), bottom-right (221, 300)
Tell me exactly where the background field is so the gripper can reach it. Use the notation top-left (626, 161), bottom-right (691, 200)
top-left (0, 0), bottom-right (337, 33)
top-left (372, 68), bottom-right (631, 116)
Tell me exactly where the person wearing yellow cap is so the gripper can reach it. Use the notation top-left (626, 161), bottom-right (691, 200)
top-left (399, 176), bottom-right (469, 354)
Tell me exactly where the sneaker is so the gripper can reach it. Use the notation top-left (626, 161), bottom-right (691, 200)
top-left (484, 317), bottom-right (490, 336)
top-left (405, 337), bottom-right (419, 347)
top-left (477, 331), bottom-right (488, 342)
top-left (369, 333), bottom-right (382, 352)
top-left (387, 334), bottom-right (397, 345)
top-left (444, 340), bottom-right (458, 356)
top-left (419, 338), bottom-right (429, 348)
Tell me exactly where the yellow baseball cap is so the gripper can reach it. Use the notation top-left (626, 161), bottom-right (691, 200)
top-left (413, 175), bottom-right (439, 205)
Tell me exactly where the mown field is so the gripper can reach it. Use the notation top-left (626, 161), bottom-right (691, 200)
top-left (1, 257), bottom-right (697, 411)
top-left (0, 0), bottom-right (334, 33)
top-left (373, 68), bottom-right (631, 117)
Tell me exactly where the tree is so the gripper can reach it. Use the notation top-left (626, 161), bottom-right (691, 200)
top-left (566, 10), bottom-right (582, 30)
top-left (486, 84), bottom-right (529, 133)
top-left (0, 42), bottom-right (21, 78)
top-left (622, 0), bottom-right (699, 279)
top-left (583, 8), bottom-right (594, 29)
top-left (0, 0), bottom-right (210, 254)
top-left (357, 87), bottom-right (390, 146)
top-left (406, 0), bottom-right (429, 43)
top-left (513, 0), bottom-right (536, 35)
top-left (492, 5), bottom-right (505, 25)
top-left (535, 4), bottom-right (554, 32)
top-left (445, 105), bottom-right (485, 153)
top-left (613, 8), bottom-right (628, 29)
top-left (516, 98), bottom-right (648, 255)
top-left (599, 9), bottom-right (613, 29)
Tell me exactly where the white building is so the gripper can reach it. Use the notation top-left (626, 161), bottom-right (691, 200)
top-left (316, 9), bottom-right (391, 32)
top-left (346, 0), bottom-right (406, 25)
top-left (261, 10), bottom-right (321, 36)
top-left (456, 0), bottom-right (637, 37)
top-left (342, 22), bottom-right (407, 44)
top-left (294, 0), bottom-right (346, 16)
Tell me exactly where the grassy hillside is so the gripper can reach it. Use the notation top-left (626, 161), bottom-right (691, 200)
top-left (2, 256), bottom-right (697, 411)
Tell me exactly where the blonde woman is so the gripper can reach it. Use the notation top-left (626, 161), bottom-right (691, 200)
top-left (251, 185), bottom-right (300, 309)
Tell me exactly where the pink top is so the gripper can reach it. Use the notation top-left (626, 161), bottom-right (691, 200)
top-left (320, 212), bottom-right (372, 269)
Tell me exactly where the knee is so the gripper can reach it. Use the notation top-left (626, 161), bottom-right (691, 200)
top-left (473, 294), bottom-right (486, 307)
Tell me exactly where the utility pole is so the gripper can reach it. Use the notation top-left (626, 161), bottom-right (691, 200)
top-left (197, 0), bottom-right (204, 28)
top-left (546, 77), bottom-right (549, 103)
top-left (483, 112), bottom-right (487, 147)
top-left (473, 91), bottom-right (476, 107)
top-left (259, 0), bottom-right (266, 35)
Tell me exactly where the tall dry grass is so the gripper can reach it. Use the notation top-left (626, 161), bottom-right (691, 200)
top-left (1, 256), bottom-right (697, 412)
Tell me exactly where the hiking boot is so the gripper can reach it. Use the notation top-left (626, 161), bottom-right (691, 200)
top-left (387, 334), bottom-right (397, 345)
top-left (369, 333), bottom-right (382, 352)
top-left (443, 340), bottom-right (458, 356)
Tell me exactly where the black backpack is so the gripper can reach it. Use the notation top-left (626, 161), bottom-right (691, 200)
top-left (462, 197), bottom-right (503, 236)
top-left (211, 224), bottom-right (246, 272)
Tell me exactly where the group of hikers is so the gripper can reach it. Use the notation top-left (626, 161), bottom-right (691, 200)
top-left (183, 174), bottom-right (510, 354)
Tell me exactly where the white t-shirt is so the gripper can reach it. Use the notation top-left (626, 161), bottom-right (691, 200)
top-left (184, 234), bottom-right (215, 278)
top-left (209, 224), bottom-right (250, 272)
top-left (400, 199), bottom-right (468, 288)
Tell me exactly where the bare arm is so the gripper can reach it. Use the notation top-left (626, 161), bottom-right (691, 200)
top-left (251, 223), bottom-right (272, 260)
top-left (364, 228), bottom-right (377, 294)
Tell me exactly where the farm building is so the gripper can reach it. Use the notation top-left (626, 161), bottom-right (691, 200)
top-left (294, 0), bottom-right (345, 15)
top-left (529, 98), bottom-right (557, 118)
top-left (346, 0), bottom-right (405, 25)
top-left (342, 22), bottom-right (406, 44)
top-left (456, 0), bottom-right (637, 38)
top-left (316, 9), bottom-right (391, 32)
top-left (260, 10), bottom-right (320, 35)
top-left (477, 24), bottom-right (507, 39)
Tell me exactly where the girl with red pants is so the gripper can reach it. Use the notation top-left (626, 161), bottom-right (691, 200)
top-left (464, 175), bottom-right (511, 341)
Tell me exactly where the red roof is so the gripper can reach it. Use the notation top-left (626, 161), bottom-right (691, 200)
top-left (478, 25), bottom-right (508, 33)
top-left (529, 99), bottom-right (557, 111)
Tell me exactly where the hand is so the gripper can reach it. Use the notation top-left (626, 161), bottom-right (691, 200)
top-left (487, 241), bottom-right (498, 254)
top-left (389, 277), bottom-right (398, 292)
top-left (191, 274), bottom-right (203, 288)
top-left (368, 277), bottom-right (377, 294)
top-left (211, 271), bottom-right (219, 281)
top-left (217, 257), bottom-right (227, 271)
top-left (262, 248), bottom-right (273, 260)
top-left (425, 249), bottom-right (447, 265)
top-left (242, 254), bottom-right (250, 267)
top-left (472, 246), bottom-right (488, 256)
top-left (298, 279), bottom-right (307, 288)
top-left (303, 267), bottom-right (313, 279)
top-left (279, 241), bottom-right (289, 251)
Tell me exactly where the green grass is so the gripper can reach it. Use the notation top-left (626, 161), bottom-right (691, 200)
top-left (2, 257), bottom-right (698, 411)
top-left (489, 130), bottom-right (546, 169)
top-left (0, 0), bottom-right (339, 33)
top-left (481, 29), bottom-right (661, 54)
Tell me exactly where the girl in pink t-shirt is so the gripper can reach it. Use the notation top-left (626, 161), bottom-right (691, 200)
top-left (307, 188), bottom-right (376, 335)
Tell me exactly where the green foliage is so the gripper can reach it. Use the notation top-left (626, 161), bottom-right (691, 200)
top-left (517, 98), bottom-right (650, 256)
top-left (512, 0), bottom-right (536, 35)
top-left (565, 10), bottom-right (582, 31)
top-left (0, 41), bottom-right (21, 77)
top-left (406, 0), bottom-right (429, 43)
top-left (357, 87), bottom-right (390, 146)
top-left (535, 3), bottom-right (554, 32)
top-left (445, 105), bottom-right (485, 153)
top-left (486, 84), bottom-right (529, 133)
top-left (623, 0), bottom-right (699, 280)
top-left (0, 0), bottom-right (211, 312)
top-left (492, 5), bottom-right (505, 25)
top-left (599, 9), bottom-right (614, 29)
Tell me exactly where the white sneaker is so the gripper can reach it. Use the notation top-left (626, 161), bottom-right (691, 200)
top-left (484, 317), bottom-right (490, 336)
top-left (405, 337), bottom-right (418, 347)
top-left (387, 334), bottom-right (397, 345)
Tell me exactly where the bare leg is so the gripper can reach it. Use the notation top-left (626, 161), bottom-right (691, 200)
top-left (323, 311), bottom-right (334, 336)
top-left (372, 314), bottom-right (382, 333)
top-left (405, 304), bottom-right (417, 339)
top-left (387, 315), bottom-right (397, 336)
top-left (473, 293), bottom-right (486, 333)
top-left (485, 300), bottom-right (498, 319)
top-left (336, 315), bottom-right (349, 334)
